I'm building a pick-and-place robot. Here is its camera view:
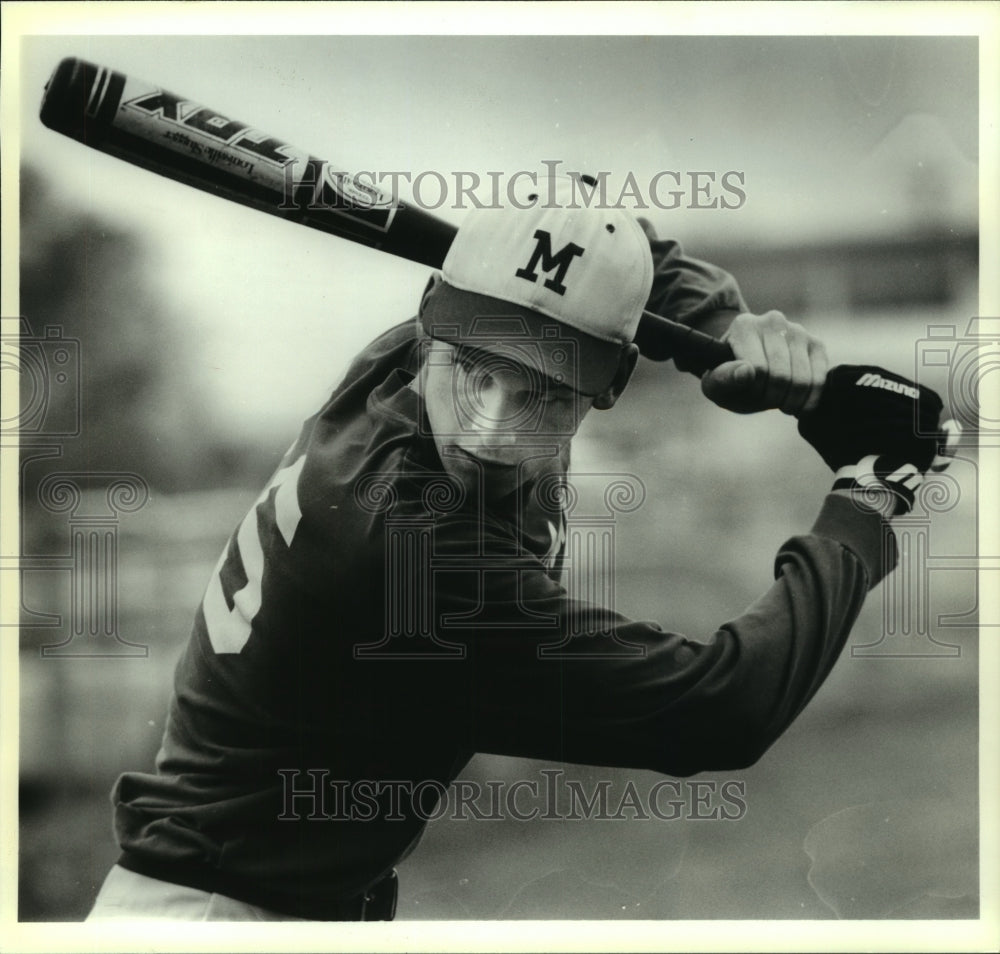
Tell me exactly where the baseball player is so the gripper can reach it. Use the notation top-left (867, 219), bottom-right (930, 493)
top-left (86, 179), bottom-right (949, 921)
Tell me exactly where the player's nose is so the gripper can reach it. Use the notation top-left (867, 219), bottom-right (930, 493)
top-left (468, 388), bottom-right (528, 444)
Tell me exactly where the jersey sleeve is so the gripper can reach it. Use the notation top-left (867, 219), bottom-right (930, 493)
top-left (430, 493), bottom-right (894, 777)
top-left (644, 236), bottom-right (749, 369)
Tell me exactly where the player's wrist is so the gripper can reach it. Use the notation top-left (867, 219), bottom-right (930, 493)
top-left (829, 483), bottom-right (897, 518)
top-left (811, 492), bottom-right (897, 588)
top-left (830, 461), bottom-right (916, 517)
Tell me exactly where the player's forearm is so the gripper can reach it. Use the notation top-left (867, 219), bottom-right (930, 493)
top-left (464, 495), bottom-right (891, 776)
top-left (609, 495), bottom-right (888, 776)
top-left (645, 237), bottom-right (748, 364)
top-left (672, 494), bottom-right (893, 772)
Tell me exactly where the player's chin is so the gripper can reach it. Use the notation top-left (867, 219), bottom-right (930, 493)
top-left (441, 445), bottom-right (530, 496)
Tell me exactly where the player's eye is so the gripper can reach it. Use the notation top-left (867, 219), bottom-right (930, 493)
top-left (456, 349), bottom-right (481, 374)
top-left (457, 349), bottom-right (499, 385)
top-left (537, 381), bottom-right (576, 404)
top-left (528, 384), bottom-right (554, 404)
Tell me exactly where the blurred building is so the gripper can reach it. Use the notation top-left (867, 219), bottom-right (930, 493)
top-left (708, 231), bottom-right (977, 318)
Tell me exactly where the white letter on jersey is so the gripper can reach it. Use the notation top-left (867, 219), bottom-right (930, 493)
top-left (203, 455), bottom-right (305, 653)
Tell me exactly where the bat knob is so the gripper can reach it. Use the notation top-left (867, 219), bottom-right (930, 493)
top-left (929, 418), bottom-right (962, 472)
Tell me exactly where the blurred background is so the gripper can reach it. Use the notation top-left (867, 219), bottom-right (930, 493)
top-left (12, 33), bottom-right (985, 921)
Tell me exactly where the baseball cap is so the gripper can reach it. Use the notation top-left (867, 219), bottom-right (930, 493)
top-left (420, 177), bottom-right (654, 396)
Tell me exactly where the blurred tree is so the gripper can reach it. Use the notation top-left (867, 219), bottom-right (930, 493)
top-left (18, 163), bottom-right (267, 496)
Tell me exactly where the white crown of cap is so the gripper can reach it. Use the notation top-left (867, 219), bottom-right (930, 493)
top-left (441, 178), bottom-right (654, 346)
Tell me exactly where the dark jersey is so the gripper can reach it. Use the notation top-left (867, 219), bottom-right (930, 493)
top-left (111, 240), bottom-right (893, 919)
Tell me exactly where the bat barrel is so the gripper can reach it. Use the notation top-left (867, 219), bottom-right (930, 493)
top-left (381, 205), bottom-right (455, 268)
top-left (40, 57), bottom-right (727, 363)
top-left (39, 57), bottom-right (453, 265)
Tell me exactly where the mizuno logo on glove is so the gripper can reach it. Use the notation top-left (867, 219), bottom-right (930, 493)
top-left (854, 372), bottom-right (920, 400)
top-left (798, 363), bottom-right (946, 479)
top-left (797, 363), bottom-right (961, 516)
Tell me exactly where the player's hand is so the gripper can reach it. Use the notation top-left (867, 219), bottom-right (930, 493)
top-left (700, 311), bottom-right (828, 415)
top-left (798, 364), bottom-right (957, 515)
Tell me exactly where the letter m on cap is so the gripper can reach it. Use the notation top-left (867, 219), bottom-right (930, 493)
top-left (515, 229), bottom-right (585, 297)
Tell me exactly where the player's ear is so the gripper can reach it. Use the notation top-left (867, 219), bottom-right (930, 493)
top-left (591, 343), bottom-right (639, 410)
top-left (418, 272), bottom-right (444, 316)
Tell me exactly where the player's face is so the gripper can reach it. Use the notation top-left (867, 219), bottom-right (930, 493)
top-left (419, 339), bottom-right (593, 494)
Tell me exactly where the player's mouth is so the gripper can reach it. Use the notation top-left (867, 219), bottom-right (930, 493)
top-left (445, 444), bottom-right (522, 469)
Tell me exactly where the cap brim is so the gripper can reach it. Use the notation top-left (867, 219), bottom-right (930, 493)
top-left (420, 283), bottom-right (624, 396)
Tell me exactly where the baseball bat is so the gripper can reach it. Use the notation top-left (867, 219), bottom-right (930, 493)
top-left (39, 57), bottom-right (732, 373)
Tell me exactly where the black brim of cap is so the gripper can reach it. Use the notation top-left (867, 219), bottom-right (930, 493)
top-left (420, 282), bottom-right (624, 397)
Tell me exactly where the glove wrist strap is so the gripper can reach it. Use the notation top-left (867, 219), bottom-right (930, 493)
top-left (832, 458), bottom-right (923, 516)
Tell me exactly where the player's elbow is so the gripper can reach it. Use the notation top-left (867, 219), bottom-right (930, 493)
top-left (704, 732), bottom-right (774, 773)
top-left (668, 740), bottom-right (771, 777)
top-left (655, 708), bottom-right (778, 776)
top-left (660, 738), bottom-right (772, 777)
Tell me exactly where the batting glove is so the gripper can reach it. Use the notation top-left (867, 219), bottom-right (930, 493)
top-left (797, 364), bottom-right (958, 515)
